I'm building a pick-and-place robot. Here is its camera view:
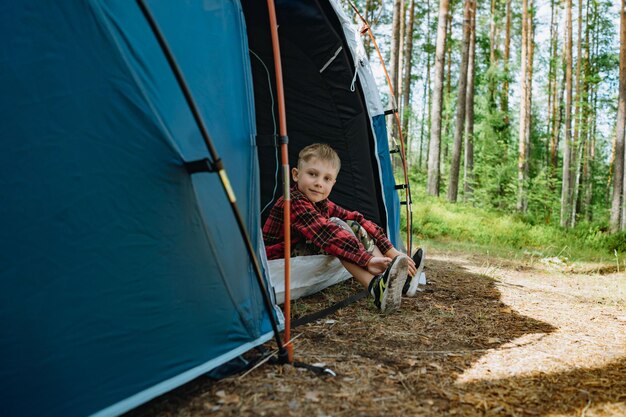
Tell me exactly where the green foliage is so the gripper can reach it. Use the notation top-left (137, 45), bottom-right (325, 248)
top-left (399, 0), bottom-right (621, 248)
top-left (407, 188), bottom-right (623, 261)
top-left (468, 93), bottom-right (516, 211)
top-left (526, 168), bottom-right (560, 223)
top-left (606, 231), bottom-right (626, 254)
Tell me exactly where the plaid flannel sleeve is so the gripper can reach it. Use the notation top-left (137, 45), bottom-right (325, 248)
top-left (262, 199), bottom-right (285, 259)
top-left (291, 199), bottom-right (373, 268)
top-left (328, 202), bottom-right (394, 254)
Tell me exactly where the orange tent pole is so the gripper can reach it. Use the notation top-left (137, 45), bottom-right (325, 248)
top-left (266, 0), bottom-right (293, 363)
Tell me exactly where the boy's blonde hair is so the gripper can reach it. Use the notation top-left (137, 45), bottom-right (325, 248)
top-left (297, 143), bottom-right (341, 171)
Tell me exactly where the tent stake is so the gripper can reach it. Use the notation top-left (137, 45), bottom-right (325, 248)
top-left (136, 0), bottom-right (288, 362)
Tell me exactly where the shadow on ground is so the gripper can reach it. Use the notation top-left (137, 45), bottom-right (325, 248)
top-left (126, 258), bottom-right (625, 416)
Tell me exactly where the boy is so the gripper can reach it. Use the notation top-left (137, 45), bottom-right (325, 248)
top-left (263, 143), bottom-right (423, 313)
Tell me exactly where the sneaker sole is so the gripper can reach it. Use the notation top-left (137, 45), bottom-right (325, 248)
top-left (406, 248), bottom-right (426, 297)
top-left (380, 255), bottom-right (408, 314)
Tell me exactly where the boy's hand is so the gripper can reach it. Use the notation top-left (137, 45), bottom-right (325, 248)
top-left (385, 248), bottom-right (417, 276)
top-left (366, 256), bottom-right (392, 275)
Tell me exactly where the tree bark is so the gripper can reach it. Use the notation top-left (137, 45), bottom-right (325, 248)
top-left (422, 0), bottom-right (433, 171)
top-left (517, 0), bottom-right (530, 212)
top-left (388, 0), bottom-right (402, 142)
top-left (390, 0), bottom-right (402, 96)
top-left (546, 0), bottom-right (557, 164)
top-left (501, 0), bottom-right (511, 124)
top-left (569, 0), bottom-right (585, 226)
top-left (571, 134), bottom-right (585, 227)
top-left (402, 0), bottom-right (416, 139)
top-left (488, 0), bottom-right (498, 108)
top-left (582, 2), bottom-right (594, 221)
top-left (610, 0), bottom-right (626, 232)
top-left (463, 4), bottom-right (476, 201)
top-left (584, 88), bottom-right (597, 221)
top-left (526, 0), bottom-right (534, 195)
top-left (574, 0), bottom-right (591, 225)
top-left (427, 0), bottom-right (450, 196)
top-left (560, 0), bottom-right (574, 227)
top-left (448, 0), bottom-right (473, 202)
top-left (397, 0), bottom-right (406, 113)
top-left (549, 2), bottom-right (561, 170)
top-left (552, 55), bottom-right (566, 171)
top-left (622, 4), bottom-right (626, 231)
top-left (442, 9), bottom-right (453, 178)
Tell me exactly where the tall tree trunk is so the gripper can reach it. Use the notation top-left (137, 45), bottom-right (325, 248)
top-left (464, 4), bottom-right (476, 201)
top-left (448, 0), bottom-right (473, 202)
top-left (610, 0), bottom-right (626, 232)
top-left (549, 3), bottom-right (561, 170)
top-left (569, 0), bottom-right (584, 226)
top-left (422, 0), bottom-right (433, 171)
top-left (488, 0), bottom-right (497, 108)
top-left (442, 10), bottom-right (453, 178)
top-left (517, 0), bottom-right (528, 212)
top-left (546, 0), bottom-right (557, 165)
top-left (402, 0), bottom-right (416, 139)
top-left (388, 0), bottom-right (402, 142)
top-left (578, 0), bottom-right (592, 222)
top-left (501, 0), bottom-right (511, 125)
top-left (622, 7), bottom-right (626, 231)
top-left (552, 56), bottom-right (566, 170)
top-left (586, 2), bottom-right (600, 221)
top-left (397, 0), bottom-right (406, 114)
top-left (419, 100), bottom-right (425, 169)
top-left (427, 0), bottom-right (450, 196)
top-left (526, 0), bottom-right (534, 179)
top-left (584, 89), bottom-right (597, 221)
top-left (517, 0), bottom-right (532, 213)
top-left (560, 0), bottom-right (574, 227)
top-left (571, 134), bottom-right (585, 227)
top-left (390, 0), bottom-right (402, 96)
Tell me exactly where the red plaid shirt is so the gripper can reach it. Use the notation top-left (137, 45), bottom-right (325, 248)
top-left (263, 186), bottom-right (393, 268)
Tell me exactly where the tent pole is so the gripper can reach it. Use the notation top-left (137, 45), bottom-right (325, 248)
top-left (136, 0), bottom-right (288, 361)
top-left (266, 0), bottom-right (293, 364)
top-left (348, 1), bottom-right (413, 255)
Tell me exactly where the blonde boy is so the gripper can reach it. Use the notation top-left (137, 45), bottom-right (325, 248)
top-left (263, 143), bottom-right (419, 313)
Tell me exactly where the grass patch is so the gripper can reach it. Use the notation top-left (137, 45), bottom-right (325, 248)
top-left (406, 191), bottom-right (626, 263)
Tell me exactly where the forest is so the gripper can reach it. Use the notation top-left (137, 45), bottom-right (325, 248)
top-left (343, 0), bottom-right (626, 259)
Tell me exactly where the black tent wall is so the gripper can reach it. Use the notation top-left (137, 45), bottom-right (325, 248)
top-left (242, 0), bottom-right (387, 229)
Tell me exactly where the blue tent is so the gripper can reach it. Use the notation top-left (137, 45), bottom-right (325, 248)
top-left (0, 1), bottom-right (400, 416)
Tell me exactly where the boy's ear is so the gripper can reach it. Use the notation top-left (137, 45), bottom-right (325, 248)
top-left (291, 167), bottom-right (299, 182)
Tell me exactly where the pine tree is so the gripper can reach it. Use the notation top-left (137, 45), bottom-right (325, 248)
top-left (448, 0), bottom-right (474, 202)
top-left (560, 0), bottom-right (574, 227)
top-left (427, 0), bottom-right (450, 195)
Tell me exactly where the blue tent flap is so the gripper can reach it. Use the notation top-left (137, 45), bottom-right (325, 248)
top-left (0, 2), bottom-right (277, 416)
top-left (0, 1), bottom-right (402, 416)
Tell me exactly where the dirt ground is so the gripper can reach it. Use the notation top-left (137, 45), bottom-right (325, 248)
top-left (127, 248), bottom-right (626, 417)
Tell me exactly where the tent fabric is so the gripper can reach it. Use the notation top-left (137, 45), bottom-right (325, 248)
top-left (329, 0), bottom-right (401, 247)
top-left (269, 256), bottom-right (352, 304)
top-left (243, 0), bottom-right (400, 246)
top-left (372, 114), bottom-right (402, 248)
top-left (0, 1), bottom-right (401, 416)
top-left (0, 2), bottom-right (280, 417)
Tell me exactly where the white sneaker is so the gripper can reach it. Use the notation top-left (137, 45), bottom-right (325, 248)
top-left (403, 247), bottom-right (426, 297)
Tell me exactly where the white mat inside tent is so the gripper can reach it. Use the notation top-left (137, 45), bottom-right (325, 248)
top-left (268, 255), bottom-right (352, 304)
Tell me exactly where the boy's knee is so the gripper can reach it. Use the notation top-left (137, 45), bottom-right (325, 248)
top-left (329, 217), bottom-right (356, 237)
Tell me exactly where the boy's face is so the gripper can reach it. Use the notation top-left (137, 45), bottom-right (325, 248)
top-left (292, 157), bottom-right (338, 203)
